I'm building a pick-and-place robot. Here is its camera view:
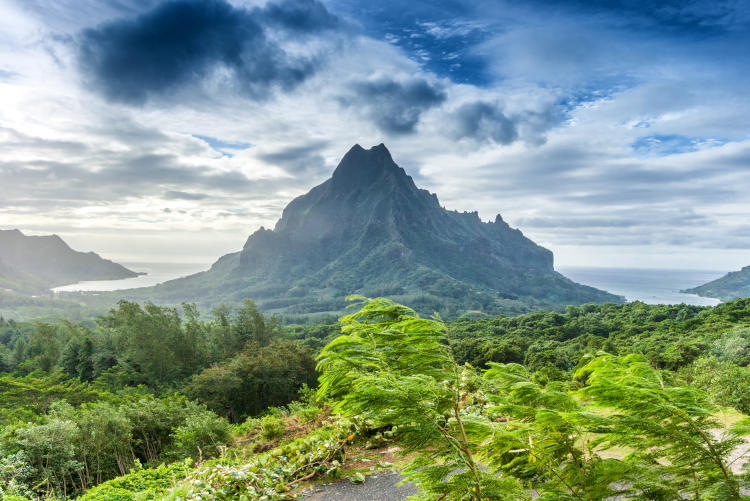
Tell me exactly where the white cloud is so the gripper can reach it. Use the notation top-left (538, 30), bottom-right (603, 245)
top-left (0, 0), bottom-right (748, 271)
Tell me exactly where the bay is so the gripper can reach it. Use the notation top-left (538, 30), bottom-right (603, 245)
top-left (559, 267), bottom-right (725, 306)
top-left (51, 262), bottom-right (210, 292)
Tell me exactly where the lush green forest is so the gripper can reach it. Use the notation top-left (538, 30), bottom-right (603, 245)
top-left (2, 296), bottom-right (750, 499)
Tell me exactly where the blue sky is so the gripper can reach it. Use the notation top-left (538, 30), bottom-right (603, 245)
top-left (0, 0), bottom-right (749, 269)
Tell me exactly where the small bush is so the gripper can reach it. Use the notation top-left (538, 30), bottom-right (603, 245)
top-left (169, 412), bottom-right (232, 461)
top-left (77, 460), bottom-right (192, 501)
top-left (260, 415), bottom-right (285, 441)
top-left (231, 416), bottom-right (260, 437)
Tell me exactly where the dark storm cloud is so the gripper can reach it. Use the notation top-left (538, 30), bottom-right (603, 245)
top-left (450, 102), bottom-right (518, 144)
top-left (77, 0), bottom-right (340, 104)
top-left (343, 77), bottom-right (446, 134)
top-left (445, 101), bottom-right (563, 145)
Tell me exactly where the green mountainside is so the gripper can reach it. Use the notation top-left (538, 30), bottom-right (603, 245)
top-left (684, 265), bottom-right (750, 301)
top-left (123, 144), bottom-right (621, 316)
top-left (0, 229), bottom-right (140, 293)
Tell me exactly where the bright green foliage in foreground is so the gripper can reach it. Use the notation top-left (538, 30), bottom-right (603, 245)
top-left (482, 362), bottom-right (635, 500)
top-left (69, 410), bottom-right (353, 501)
top-left (162, 418), bottom-right (357, 500)
top-left (577, 354), bottom-right (747, 498)
top-left (318, 297), bottom-right (750, 500)
top-left (318, 296), bottom-right (517, 500)
top-left (0, 300), bottom-right (318, 499)
top-left (0, 395), bottom-right (230, 500)
top-left (4, 297), bottom-right (750, 499)
top-left (76, 461), bottom-right (193, 501)
top-left (448, 299), bottom-right (750, 417)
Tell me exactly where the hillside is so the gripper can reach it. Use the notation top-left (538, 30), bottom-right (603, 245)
top-left (0, 229), bottom-right (140, 293)
top-left (684, 265), bottom-right (750, 301)
top-left (121, 143), bottom-right (621, 316)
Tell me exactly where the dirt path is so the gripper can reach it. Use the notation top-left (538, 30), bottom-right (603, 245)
top-left (712, 429), bottom-right (750, 475)
top-left (301, 471), bottom-right (418, 501)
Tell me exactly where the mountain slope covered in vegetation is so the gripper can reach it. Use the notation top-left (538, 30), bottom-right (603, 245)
top-left (0, 229), bottom-right (139, 293)
top-left (685, 265), bottom-right (750, 301)
top-left (125, 144), bottom-right (621, 316)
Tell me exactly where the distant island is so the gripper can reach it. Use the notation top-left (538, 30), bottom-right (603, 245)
top-left (683, 265), bottom-right (750, 301)
top-left (120, 143), bottom-right (622, 317)
top-left (0, 229), bottom-right (141, 294)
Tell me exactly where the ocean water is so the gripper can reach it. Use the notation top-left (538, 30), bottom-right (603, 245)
top-left (51, 262), bottom-right (210, 292)
top-left (559, 267), bottom-right (725, 306)
top-left (53, 262), bottom-right (726, 306)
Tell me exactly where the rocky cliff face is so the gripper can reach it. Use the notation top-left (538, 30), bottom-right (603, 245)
top-left (240, 143), bottom-right (553, 286)
top-left (138, 144), bottom-right (621, 316)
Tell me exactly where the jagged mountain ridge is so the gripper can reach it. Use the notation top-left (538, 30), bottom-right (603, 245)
top-left (0, 229), bottom-right (140, 292)
top-left (683, 265), bottom-right (750, 301)
top-left (134, 144), bottom-right (621, 316)
top-left (240, 144), bottom-right (551, 284)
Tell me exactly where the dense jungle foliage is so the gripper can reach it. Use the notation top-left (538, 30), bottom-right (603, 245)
top-left (2, 296), bottom-right (750, 499)
top-left (317, 297), bottom-right (750, 499)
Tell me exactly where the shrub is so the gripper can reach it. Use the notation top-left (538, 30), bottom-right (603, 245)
top-left (260, 415), bottom-right (285, 441)
top-left (169, 412), bottom-right (231, 461)
top-left (682, 356), bottom-right (750, 414)
top-left (77, 460), bottom-right (193, 501)
top-left (231, 416), bottom-right (260, 437)
top-left (712, 326), bottom-right (750, 366)
top-left (161, 419), bottom-right (358, 501)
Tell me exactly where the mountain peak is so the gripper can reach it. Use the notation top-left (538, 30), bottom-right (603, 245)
top-left (331, 143), bottom-right (401, 189)
top-left (149, 143), bottom-right (622, 317)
